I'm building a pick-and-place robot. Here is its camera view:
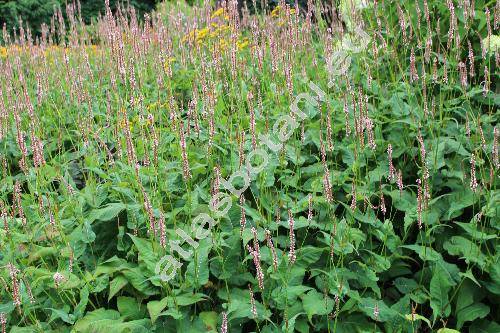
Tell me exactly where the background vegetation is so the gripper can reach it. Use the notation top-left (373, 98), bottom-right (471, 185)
top-left (0, 0), bottom-right (160, 39)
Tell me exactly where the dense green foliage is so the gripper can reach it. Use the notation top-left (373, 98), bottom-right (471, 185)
top-left (0, 0), bottom-right (159, 39)
top-left (0, 0), bottom-right (499, 332)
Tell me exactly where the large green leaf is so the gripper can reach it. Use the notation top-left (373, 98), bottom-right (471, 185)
top-left (430, 265), bottom-right (455, 320)
top-left (122, 267), bottom-right (158, 295)
top-left (108, 275), bottom-right (129, 301)
top-left (444, 236), bottom-right (488, 269)
top-left (147, 298), bottom-right (170, 324)
top-left (445, 190), bottom-right (477, 220)
top-left (199, 311), bottom-right (218, 332)
top-left (456, 303), bottom-right (490, 329)
top-left (358, 297), bottom-right (398, 323)
top-left (455, 222), bottom-right (497, 241)
top-left (74, 285), bottom-right (90, 318)
top-left (88, 202), bottom-right (126, 223)
top-left (48, 307), bottom-right (76, 325)
top-left (73, 309), bottom-right (122, 332)
top-left (301, 289), bottom-right (333, 321)
top-left (117, 296), bottom-right (145, 320)
top-left (128, 234), bottom-right (158, 274)
top-left (105, 319), bottom-right (150, 333)
top-left (185, 239), bottom-right (212, 287)
top-left (401, 245), bottom-right (443, 262)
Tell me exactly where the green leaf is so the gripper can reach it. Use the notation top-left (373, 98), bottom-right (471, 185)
top-left (394, 277), bottom-right (418, 294)
top-left (282, 313), bottom-right (305, 333)
top-left (469, 320), bottom-right (500, 333)
top-left (388, 295), bottom-right (411, 329)
top-left (186, 239), bottom-right (211, 287)
top-left (455, 222), bottom-right (497, 240)
top-left (128, 234), bottom-right (157, 274)
top-left (456, 280), bottom-right (476, 314)
top-left (358, 297), bottom-right (398, 322)
top-left (405, 314), bottom-right (431, 327)
top-left (224, 288), bottom-right (271, 320)
top-left (74, 286), bottom-right (89, 318)
top-left (147, 297), bottom-right (169, 324)
top-left (122, 267), bottom-right (157, 295)
top-left (82, 220), bottom-right (96, 243)
top-left (175, 293), bottom-right (208, 306)
top-left (11, 327), bottom-right (44, 333)
top-left (108, 275), bottom-right (128, 301)
top-left (199, 311), bottom-right (218, 332)
top-left (27, 246), bottom-right (57, 263)
top-left (456, 303), bottom-right (489, 329)
top-left (89, 202), bottom-right (126, 223)
top-left (226, 297), bottom-right (253, 320)
top-left (489, 262), bottom-right (500, 286)
top-left (48, 308), bottom-right (76, 324)
top-left (430, 265), bottom-right (454, 319)
top-left (271, 285), bottom-right (313, 308)
top-left (158, 308), bottom-right (183, 320)
top-left (89, 274), bottom-right (109, 293)
top-left (401, 245), bottom-right (443, 261)
top-left (0, 302), bottom-right (15, 315)
top-left (445, 189), bottom-right (477, 220)
top-left (117, 296), bottom-right (144, 320)
top-left (458, 269), bottom-right (481, 287)
top-left (301, 289), bottom-right (333, 321)
top-left (443, 236), bottom-right (487, 269)
top-left (73, 309), bottom-right (121, 332)
top-left (106, 319), bottom-right (150, 333)
top-left (350, 262), bottom-right (381, 297)
top-left (297, 246), bottom-right (325, 266)
top-left (95, 256), bottom-right (133, 276)
top-left (436, 329), bottom-right (461, 333)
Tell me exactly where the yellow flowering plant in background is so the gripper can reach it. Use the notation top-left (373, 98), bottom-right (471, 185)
top-left (0, 47), bottom-right (7, 59)
top-left (182, 7), bottom-right (249, 53)
top-left (237, 37), bottom-right (249, 51)
top-left (163, 57), bottom-right (176, 71)
top-left (270, 5), bottom-right (296, 18)
top-left (210, 7), bottom-right (229, 20)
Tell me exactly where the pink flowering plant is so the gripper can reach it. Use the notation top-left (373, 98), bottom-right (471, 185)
top-left (0, 0), bottom-right (499, 332)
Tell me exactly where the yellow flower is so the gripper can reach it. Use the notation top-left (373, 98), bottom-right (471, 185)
top-left (182, 30), bottom-right (195, 42)
top-left (211, 8), bottom-right (225, 19)
top-left (210, 30), bottom-right (220, 38)
top-left (163, 57), bottom-right (176, 71)
top-left (237, 38), bottom-right (249, 51)
top-left (183, 27), bottom-right (211, 44)
top-left (119, 119), bottom-right (127, 130)
top-left (0, 47), bottom-right (7, 59)
top-left (218, 39), bottom-right (228, 51)
top-left (147, 102), bottom-right (158, 110)
top-left (271, 5), bottom-right (281, 18)
top-left (196, 27), bottom-right (210, 42)
top-left (271, 5), bottom-right (295, 18)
